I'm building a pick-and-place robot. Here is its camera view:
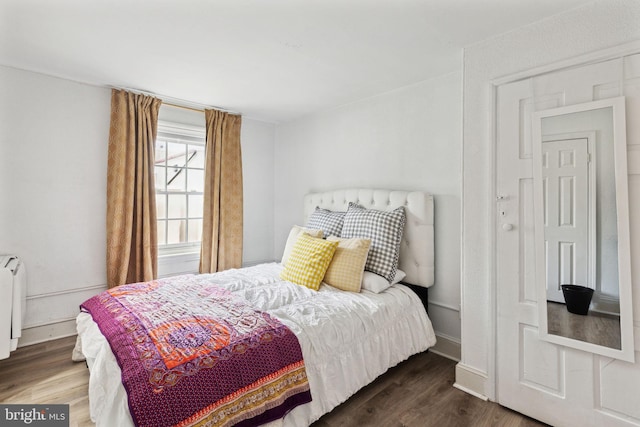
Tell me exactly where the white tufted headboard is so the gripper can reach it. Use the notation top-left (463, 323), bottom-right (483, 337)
top-left (304, 189), bottom-right (434, 288)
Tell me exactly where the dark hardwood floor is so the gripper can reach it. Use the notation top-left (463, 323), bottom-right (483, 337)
top-left (311, 350), bottom-right (546, 427)
top-left (0, 336), bottom-right (546, 427)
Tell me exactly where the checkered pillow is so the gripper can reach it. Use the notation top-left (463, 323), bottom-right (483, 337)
top-left (341, 202), bottom-right (406, 282)
top-left (280, 233), bottom-right (339, 290)
top-left (281, 225), bottom-right (324, 265)
top-left (324, 236), bottom-right (371, 292)
top-left (306, 207), bottom-right (345, 238)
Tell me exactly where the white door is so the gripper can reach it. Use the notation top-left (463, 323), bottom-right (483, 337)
top-left (542, 138), bottom-right (590, 302)
top-left (495, 58), bottom-right (638, 427)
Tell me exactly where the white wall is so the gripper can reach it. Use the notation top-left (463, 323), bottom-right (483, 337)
top-left (0, 65), bottom-right (111, 344)
top-left (240, 119), bottom-right (276, 265)
top-left (459, 0), bottom-right (640, 400)
top-left (0, 66), bottom-right (276, 345)
top-left (274, 70), bottom-right (463, 350)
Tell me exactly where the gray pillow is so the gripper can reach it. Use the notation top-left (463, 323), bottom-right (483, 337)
top-left (341, 202), bottom-right (405, 282)
top-left (306, 207), bottom-right (346, 238)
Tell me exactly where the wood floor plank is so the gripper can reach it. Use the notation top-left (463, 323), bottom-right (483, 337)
top-left (0, 337), bottom-right (547, 427)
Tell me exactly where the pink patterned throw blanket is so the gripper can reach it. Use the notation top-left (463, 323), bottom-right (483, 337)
top-left (80, 275), bottom-right (311, 427)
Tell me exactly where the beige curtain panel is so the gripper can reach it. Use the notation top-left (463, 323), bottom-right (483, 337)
top-left (106, 89), bottom-right (162, 288)
top-left (199, 109), bottom-right (243, 273)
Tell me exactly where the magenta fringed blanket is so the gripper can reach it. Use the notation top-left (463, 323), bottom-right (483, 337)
top-left (81, 275), bottom-right (311, 427)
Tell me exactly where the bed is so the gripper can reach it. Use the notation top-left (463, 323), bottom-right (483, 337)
top-left (76, 188), bottom-right (436, 427)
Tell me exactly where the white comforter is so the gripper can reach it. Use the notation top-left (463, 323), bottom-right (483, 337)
top-left (77, 263), bottom-right (436, 427)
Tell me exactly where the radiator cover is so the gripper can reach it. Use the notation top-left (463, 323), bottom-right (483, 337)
top-left (0, 256), bottom-right (26, 359)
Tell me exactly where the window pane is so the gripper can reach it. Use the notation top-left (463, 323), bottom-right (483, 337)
top-left (154, 166), bottom-right (166, 191)
top-left (167, 220), bottom-right (187, 244)
top-left (188, 195), bottom-right (203, 218)
top-left (155, 140), bottom-right (166, 165)
top-left (167, 142), bottom-right (186, 166)
top-left (167, 166), bottom-right (186, 191)
top-left (187, 169), bottom-right (204, 192)
top-left (167, 194), bottom-right (187, 218)
top-left (156, 125), bottom-right (206, 250)
top-left (157, 220), bottom-right (166, 245)
top-left (188, 145), bottom-right (205, 168)
top-left (156, 194), bottom-right (167, 219)
top-left (167, 142), bottom-right (187, 191)
top-left (188, 219), bottom-right (202, 243)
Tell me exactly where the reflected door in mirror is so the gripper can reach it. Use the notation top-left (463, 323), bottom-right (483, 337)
top-left (542, 136), bottom-right (593, 302)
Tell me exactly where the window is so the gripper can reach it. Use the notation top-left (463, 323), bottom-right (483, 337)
top-left (155, 122), bottom-right (206, 254)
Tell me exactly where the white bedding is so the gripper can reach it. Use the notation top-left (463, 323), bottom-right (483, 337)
top-left (77, 263), bottom-right (436, 427)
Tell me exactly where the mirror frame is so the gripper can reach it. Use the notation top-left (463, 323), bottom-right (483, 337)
top-left (532, 97), bottom-right (634, 362)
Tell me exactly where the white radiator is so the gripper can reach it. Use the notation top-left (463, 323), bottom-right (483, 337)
top-left (0, 255), bottom-right (26, 359)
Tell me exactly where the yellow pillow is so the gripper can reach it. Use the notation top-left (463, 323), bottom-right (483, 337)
top-left (280, 233), bottom-right (338, 290)
top-left (281, 225), bottom-right (324, 266)
top-left (324, 236), bottom-right (371, 292)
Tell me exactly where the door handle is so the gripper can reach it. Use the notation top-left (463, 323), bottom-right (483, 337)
top-left (502, 223), bottom-right (514, 231)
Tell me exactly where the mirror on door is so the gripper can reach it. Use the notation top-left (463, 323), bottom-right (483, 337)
top-left (531, 97), bottom-right (635, 362)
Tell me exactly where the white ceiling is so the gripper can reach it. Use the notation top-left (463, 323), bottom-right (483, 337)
top-left (0, 0), bottom-right (594, 122)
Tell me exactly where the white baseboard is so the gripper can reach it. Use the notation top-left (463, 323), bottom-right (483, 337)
top-left (591, 294), bottom-right (620, 316)
top-left (19, 283), bottom-right (106, 348)
top-left (430, 333), bottom-right (461, 361)
top-left (18, 317), bottom-right (77, 347)
top-left (454, 362), bottom-right (489, 401)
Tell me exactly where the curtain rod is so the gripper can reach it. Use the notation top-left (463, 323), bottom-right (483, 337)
top-left (112, 86), bottom-right (241, 116)
top-left (163, 102), bottom-right (204, 114)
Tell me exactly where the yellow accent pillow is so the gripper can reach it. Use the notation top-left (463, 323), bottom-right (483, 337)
top-left (281, 225), bottom-right (324, 266)
top-left (324, 236), bottom-right (371, 292)
top-left (280, 233), bottom-right (338, 290)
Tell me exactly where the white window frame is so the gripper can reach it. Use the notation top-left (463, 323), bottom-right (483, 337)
top-left (155, 121), bottom-right (206, 256)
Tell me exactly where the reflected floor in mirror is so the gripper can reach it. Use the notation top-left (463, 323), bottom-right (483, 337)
top-left (547, 301), bottom-right (621, 349)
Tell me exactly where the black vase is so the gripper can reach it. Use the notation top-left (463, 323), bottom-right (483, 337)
top-left (561, 284), bottom-right (594, 315)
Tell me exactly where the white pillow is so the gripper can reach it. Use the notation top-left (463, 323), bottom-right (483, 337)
top-left (361, 269), bottom-right (406, 293)
top-left (281, 225), bottom-right (324, 265)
